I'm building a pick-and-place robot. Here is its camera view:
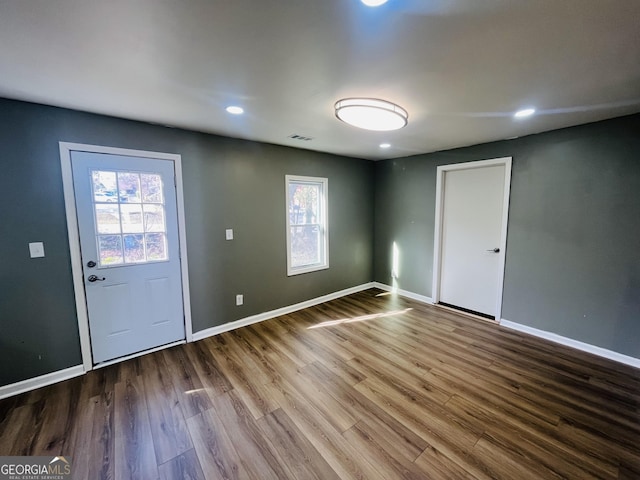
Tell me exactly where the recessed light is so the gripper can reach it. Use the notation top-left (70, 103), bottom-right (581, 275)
top-left (361, 0), bottom-right (388, 6)
top-left (380, 143), bottom-right (391, 149)
top-left (226, 106), bottom-right (244, 115)
top-left (514, 108), bottom-right (535, 118)
top-left (335, 98), bottom-right (408, 131)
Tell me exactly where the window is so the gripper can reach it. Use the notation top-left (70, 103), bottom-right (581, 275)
top-left (91, 170), bottom-right (168, 266)
top-left (286, 175), bottom-right (328, 275)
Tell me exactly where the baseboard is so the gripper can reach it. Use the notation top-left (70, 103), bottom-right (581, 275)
top-left (0, 365), bottom-right (85, 400)
top-left (192, 282), bottom-right (376, 342)
top-left (501, 319), bottom-right (640, 369)
top-left (372, 282), bottom-right (434, 305)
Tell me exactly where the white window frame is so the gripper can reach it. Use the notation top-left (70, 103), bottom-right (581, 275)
top-left (285, 175), bottom-right (329, 276)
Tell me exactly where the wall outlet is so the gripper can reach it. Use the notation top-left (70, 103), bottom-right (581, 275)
top-left (226, 229), bottom-right (234, 240)
top-left (236, 294), bottom-right (244, 306)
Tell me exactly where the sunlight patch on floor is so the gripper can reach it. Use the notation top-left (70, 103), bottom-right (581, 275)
top-left (375, 291), bottom-right (393, 297)
top-left (307, 308), bottom-right (412, 329)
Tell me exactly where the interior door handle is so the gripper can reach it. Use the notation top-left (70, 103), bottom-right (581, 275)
top-left (487, 248), bottom-right (500, 253)
top-left (87, 275), bottom-right (106, 282)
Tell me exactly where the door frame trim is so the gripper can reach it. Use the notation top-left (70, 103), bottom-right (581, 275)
top-left (431, 157), bottom-right (512, 321)
top-left (59, 142), bottom-right (193, 372)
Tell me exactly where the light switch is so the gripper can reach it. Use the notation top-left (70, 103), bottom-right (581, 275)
top-left (29, 242), bottom-right (45, 258)
top-left (225, 229), bottom-right (234, 240)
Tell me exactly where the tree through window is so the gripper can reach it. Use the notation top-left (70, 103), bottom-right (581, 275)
top-left (285, 175), bottom-right (328, 275)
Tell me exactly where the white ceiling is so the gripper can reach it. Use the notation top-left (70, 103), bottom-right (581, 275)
top-left (1, 0), bottom-right (639, 160)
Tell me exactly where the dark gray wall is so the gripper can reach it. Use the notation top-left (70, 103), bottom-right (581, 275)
top-left (0, 98), bottom-right (373, 387)
top-left (374, 113), bottom-right (640, 358)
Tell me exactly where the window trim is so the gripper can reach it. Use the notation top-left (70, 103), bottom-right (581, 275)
top-left (285, 175), bottom-right (329, 276)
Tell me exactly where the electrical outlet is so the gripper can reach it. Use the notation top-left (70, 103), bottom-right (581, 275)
top-left (226, 229), bottom-right (234, 240)
top-left (236, 294), bottom-right (244, 306)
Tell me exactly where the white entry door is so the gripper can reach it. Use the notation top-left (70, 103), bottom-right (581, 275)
top-left (434, 158), bottom-right (511, 319)
top-left (71, 151), bottom-right (185, 364)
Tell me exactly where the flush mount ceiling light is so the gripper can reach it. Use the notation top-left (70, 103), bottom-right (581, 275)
top-left (514, 107), bottom-right (535, 118)
top-left (335, 98), bottom-right (408, 131)
top-left (361, 0), bottom-right (388, 6)
top-left (225, 105), bottom-right (244, 115)
top-left (379, 143), bottom-right (391, 149)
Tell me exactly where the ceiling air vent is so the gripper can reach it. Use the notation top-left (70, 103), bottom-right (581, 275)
top-left (288, 134), bottom-right (314, 141)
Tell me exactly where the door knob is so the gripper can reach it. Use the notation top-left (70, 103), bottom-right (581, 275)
top-left (87, 275), bottom-right (105, 282)
top-left (487, 248), bottom-right (500, 253)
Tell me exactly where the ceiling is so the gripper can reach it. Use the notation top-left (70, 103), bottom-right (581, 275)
top-left (1, 0), bottom-right (639, 160)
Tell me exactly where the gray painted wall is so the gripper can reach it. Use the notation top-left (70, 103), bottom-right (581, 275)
top-left (2, 96), bottom-right (638, 388)
top-left (0, 98), bottom-right (373, 387)
top-left (374, 113), bottom-right (640, 358)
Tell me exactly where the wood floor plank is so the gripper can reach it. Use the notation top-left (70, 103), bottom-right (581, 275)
top-left (209, 333), bottom-right (280, 419)
top-left (0, 288), bottom-right (638, 480)
top-left (63, 393), bottom-right (97, 480)
top-left (302, 361), bottom-right (429, 462)
top-left (186, 408), bottom-right (252, 480)
top-left (414, 446), bottom-right (479, 480)
top-left (139, 352), bottom-right (193, 465)
top-left (257, 408), bottom-right (341, 480)
top-left (158, 448), bottom-right (206, 480)
top-left (85, 390), bottom-right (115, 480)
top-left (183, 340), bottom-right (233, 398)
top-left (114, 376), bottom-right (159, 480)
top-left (341, 420), bottom-right (430, 480)
top-left (446, 394), bottom-right (618, 479)
top-left (0, 404), bottom-right (41, 455)
top-left (268, 374), bottom-right (387, 480)
top-left (208, 390), bottom-right (292, 480)
top-left (162, 345), bottom-right (213, 419)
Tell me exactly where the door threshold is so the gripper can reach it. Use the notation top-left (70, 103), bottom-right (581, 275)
top-left (93, 339), bottom-right (186, 369)
top-left (434, 303), bottom-right (499, 324)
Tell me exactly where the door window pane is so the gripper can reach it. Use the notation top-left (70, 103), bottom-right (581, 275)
top-left (92, 171), bottom-right (118, 202)
top-left (123, 234), bottom-right (145, 263)
top-left (117, 172), bottom-right (141, 203)
top-left (95, 204), bottom-right (121, 234)
top-left (143, 204), bottom-right (165, 232)
top-left (98, 235), bottom-right (124, 265)
top-left (91, 169), bottom-right (170, 266)
top-left (120, 204), bottom-right (144, 233)
top-left (145, 233), bottom-right (167, 261)
top-left (141, 173), bottom-right (163, 203)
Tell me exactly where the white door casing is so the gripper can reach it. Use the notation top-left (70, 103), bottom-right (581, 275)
top-left (60, 143), bottom-right (193, 370)
top-left (432, 157), bottom-right (512, 320)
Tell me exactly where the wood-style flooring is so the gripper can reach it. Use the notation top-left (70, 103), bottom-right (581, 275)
top-left (0, 289), bottom-right (638, 479)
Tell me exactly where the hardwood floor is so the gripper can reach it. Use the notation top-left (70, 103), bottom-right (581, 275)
top-left (1, 288), bottom-right (638, 479)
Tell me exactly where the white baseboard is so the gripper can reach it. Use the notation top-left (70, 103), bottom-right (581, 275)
top-left (192, 282), bottom-right (376, 342)
top-left (501, 319), bottom-right (640, 369)
top-left (0, 365), bottom-right (85, 400)
top-left (372, 282), bottom-right (434, 305)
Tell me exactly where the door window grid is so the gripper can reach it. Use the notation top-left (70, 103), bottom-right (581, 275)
top-left (91, 170), bottom-right (168, 266)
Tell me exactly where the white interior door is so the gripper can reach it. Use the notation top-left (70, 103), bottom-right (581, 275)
top-left (71, 151), bottom-right (185, 364)
top-left (435, 159), bottom-right (511, 319)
